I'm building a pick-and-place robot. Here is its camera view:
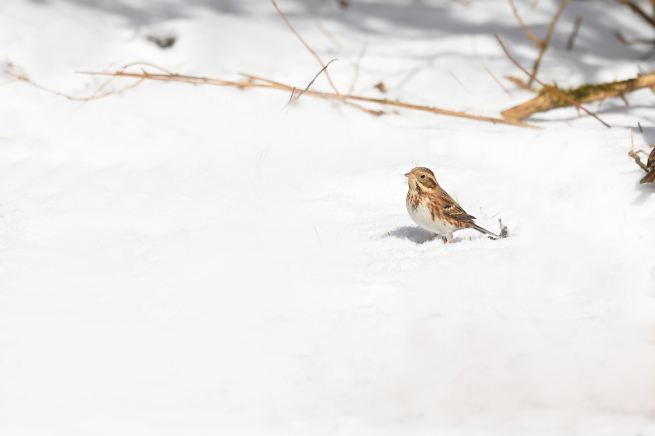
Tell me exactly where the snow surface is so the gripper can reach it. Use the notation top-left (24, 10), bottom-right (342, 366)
top-left (1, 0), bottom-right (655, 434)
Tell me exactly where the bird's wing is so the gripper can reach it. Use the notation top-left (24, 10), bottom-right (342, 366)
top-left (640, 167), bottom-right (655, 184)
top-left (435, 186), bottom-right (476, 223)
top-left (648, 148), bottom-right (655, 169)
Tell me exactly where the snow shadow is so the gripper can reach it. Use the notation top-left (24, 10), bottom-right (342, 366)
top-left (388, 226), bottom-right (433, 244)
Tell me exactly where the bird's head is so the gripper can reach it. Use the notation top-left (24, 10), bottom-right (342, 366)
top-left (405, 167), bottom-right (438, 192)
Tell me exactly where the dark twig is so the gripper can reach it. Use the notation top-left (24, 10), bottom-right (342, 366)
top-left (496, 34), bottom-right (610, 127)
top-left (566, 16), bottom-right (582, 50)
top-left (615, 0), bottom-right (655, 29)
top-left (615, 31), bottom-right (655, 45)
top-left (295, 59), bottom-right (336, 102)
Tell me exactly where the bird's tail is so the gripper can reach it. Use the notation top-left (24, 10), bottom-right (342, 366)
top-left (472, 224), bottom-right (499, 239)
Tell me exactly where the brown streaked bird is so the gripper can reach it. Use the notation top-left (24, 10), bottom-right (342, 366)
top-left (405, 167), bottom-right (498, 244)
top-left (640, 147), bottom-right (655, 184)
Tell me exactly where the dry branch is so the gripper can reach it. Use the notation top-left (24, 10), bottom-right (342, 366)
top-left (615, 0), bottom-right (655, 29)
top-left (508, 0), bottom-right (570, 85)
top-left (270, 0), bottom-right (340, 95)
top-left (509, 0), bottom-right (544, 49)
top-left (480, 60), bottom-right (511, 95)
top-left (2, 63), bottom-right (145, 101)
top-left (348, 36), bottom-right (368, 95)
top-left (627, 129), bottom-right (655, 185)
top-left (496, 34), bottom-right (610, 127)
top-left (505, 75), bottom-right (538, 91)
top-left (501, 72), bottom-right (655, 120)
top-left (73, 68), bottom-right (539, 129)
top-left (530, 0), bottom-right (569, 84)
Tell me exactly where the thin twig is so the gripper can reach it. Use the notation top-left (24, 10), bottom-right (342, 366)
top-left (628, 128), bottom-right (650, 171)
top-left (615, 0), bottom-right (655, 29)
top-left (78, 69), bottom-right (540, 129)
top-left (495, 34), bottom-right (610, 127)
top-left (294, 59), bottom-right (336, 103)
top-left (3, 67), bottom-right (145, 101)
top-left (315, 22), bottom-right (342, 51)
top-left (505, 75), bottom-right (539, 92)
top-left (348, 36), bottom-right (368, 95)
top-left (529, 0), bottom-right (569, 84)
top-left (270, 0), bottom-right (340, 95)
top-left (508, 0), bottom-right (544, 49)
top-left (566, 16), bottom-right (582, 51)
top-left (447, 68), bottom-right (470, 94)
top-left (480, 60), bottom-right (511, 95)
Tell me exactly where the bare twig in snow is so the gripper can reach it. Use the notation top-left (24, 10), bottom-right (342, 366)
top-left (480, 60), bottom-right (511, 95)
top-left (502, 71), bottom-right (655, 120)
top-left (73, 67), bottom-right (539, 128)
top-left (508, 0), bottom-right (570, 85)
top-left (505, 75), bottom-right (539, 92)
top-left (509, 0), bottom-right (544, 49)
top-left (2, 63), bottom-right (145, 101)
top-left (615, 31), bottom-right (655, 45)
top-left (627, 129), bottom-right (655, 184)
top-left (447, 68), bottom-right (470, 94)
top-left (496, 34), bottom-right (610, 127)
top-left (293, 59), bottom-right (337, 104)
top-left (615, 0), bottom-right (655, 29)
top-left (566, 16), bottom-right (582, 50)
top-left (529, 0), bottom-right (569, 85)
top-left (348, 36), bottom-right (368, 95)
top-left (270, 0), bottom-right (340, 94)
top-left (315, 22), bottom-right (342, 51)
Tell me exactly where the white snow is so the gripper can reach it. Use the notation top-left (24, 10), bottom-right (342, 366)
top-left (0, 0), bottom-right (654, 435)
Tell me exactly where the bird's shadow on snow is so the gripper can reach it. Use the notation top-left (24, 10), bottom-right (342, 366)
top-left (388, 226), bottom-right (434, 244)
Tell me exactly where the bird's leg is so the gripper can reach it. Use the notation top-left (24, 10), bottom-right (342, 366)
top-left (428, 233), bottom-right (440, 241)
top-left (444, 233), bottom-right (453, 244)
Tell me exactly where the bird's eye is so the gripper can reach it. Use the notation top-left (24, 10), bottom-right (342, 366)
top-left (421, 175), bottom-right (426, 179)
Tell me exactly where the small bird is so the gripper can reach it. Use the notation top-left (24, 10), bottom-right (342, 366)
top-left (405, 167), bottom-right (498, 244)
top-left (640, 147), bottom-right (655, 184)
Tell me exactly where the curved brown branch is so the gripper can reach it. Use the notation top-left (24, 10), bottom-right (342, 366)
top-left (502, 72), bottom-right (655, 120)
top-left (495, 34), bottom-right (610, 127)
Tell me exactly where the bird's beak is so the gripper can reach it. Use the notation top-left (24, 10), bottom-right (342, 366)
top-left (405, 172), bottom-right (416, 179)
